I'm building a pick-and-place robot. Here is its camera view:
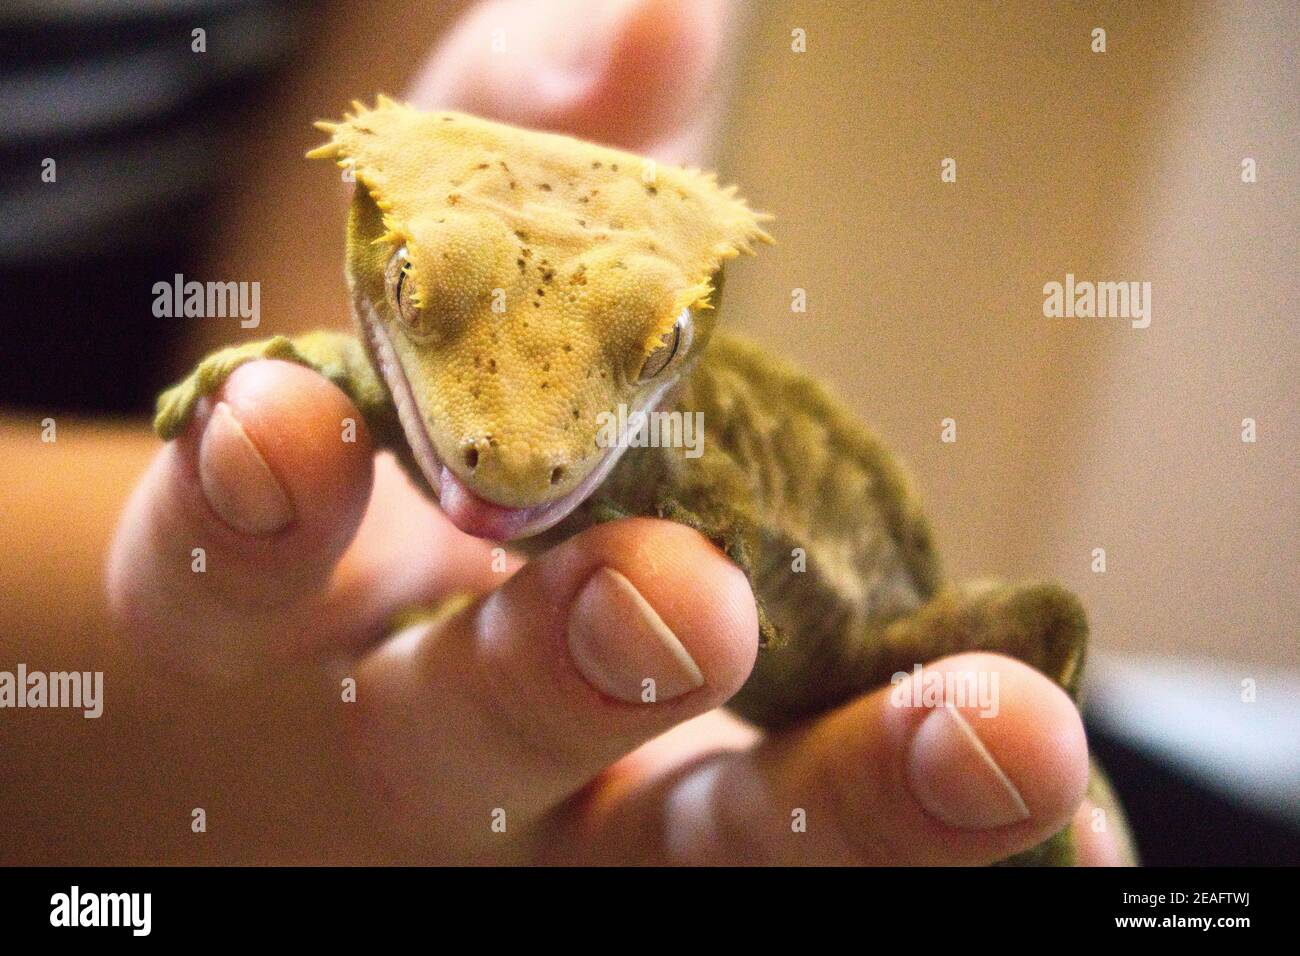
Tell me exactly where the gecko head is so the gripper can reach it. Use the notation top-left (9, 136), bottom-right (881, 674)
top-left (348, 188), bottom-right (718, 541)
top-left (312, 101), bottom-right (769, 541)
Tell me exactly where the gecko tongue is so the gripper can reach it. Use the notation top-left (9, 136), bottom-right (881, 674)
top-left (436, 466), bottom-right (540, 542)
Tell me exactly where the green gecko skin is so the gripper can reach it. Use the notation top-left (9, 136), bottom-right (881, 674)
top-left (155, 102), bottom-right (1129, 866)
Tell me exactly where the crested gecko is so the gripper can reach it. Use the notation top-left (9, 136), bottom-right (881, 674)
top-left (155, 98), bottom-right (1125, 865)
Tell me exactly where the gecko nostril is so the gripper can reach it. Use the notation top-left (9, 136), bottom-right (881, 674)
top-left (464, 447), bottom-right (479, 470)
top-left (550, 466), bottom-right (565, 486)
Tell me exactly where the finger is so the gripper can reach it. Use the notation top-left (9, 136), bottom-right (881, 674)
top-left (320, 453), bottom-right (517, 652)
top-left (1071, 762), bottom-right (1138, 866)
top-left (343, 517), bottom-right (758, 859)
top-left (565, 654), bottom-right (1090, 865)
top-left (409, 0), bottom-right (733, 160)
top-left (108, 361), bottom-right (498, 676)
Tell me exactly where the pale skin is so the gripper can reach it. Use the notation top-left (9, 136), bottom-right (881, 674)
top-left (103, 0), bottom-right (1134, 864)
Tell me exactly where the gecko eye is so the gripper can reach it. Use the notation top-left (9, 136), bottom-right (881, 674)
top-left (636, 309), bottom-right (692, 383)
top-left (385, 246), bottom-right (423, 333)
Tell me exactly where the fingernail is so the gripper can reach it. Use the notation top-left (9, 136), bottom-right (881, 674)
top-left (905, 702), bottom-right (1031, 830)
top-left (199, 402), bottom-right (294, 536)
top-left (566, 567), bottom-right (704, 703)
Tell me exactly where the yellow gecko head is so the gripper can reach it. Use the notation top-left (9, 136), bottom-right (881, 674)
top-left (309, 98), bottom-right (770, 538)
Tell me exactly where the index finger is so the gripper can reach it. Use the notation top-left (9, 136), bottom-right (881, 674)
top-left (107, 361), bottom-right (500, 677)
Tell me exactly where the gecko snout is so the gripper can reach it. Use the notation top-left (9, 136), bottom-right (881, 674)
top-left (455, 437), bottom-right (576, 506)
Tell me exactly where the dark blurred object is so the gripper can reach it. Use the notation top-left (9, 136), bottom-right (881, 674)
top-left (1088, 720), bottom-right (1300, 866)
top-left (0, 0), bottom-right (308, 413)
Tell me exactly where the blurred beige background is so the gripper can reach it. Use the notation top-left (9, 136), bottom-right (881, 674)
top-left (717, 1), bottom-right (1297, 669)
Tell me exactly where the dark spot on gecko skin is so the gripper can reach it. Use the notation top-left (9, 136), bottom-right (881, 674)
top-left (645, 185), bottom-right (658, 195)
top-left (538, 183), bottom-right (552, 191)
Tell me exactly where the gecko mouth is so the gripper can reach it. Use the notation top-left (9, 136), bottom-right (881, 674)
top-left (435, 465), bottom-right (596, 541)
top-left (360, 297), bottom-right (661, 541)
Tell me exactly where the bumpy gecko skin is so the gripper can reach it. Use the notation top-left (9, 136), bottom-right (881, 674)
top-left (155, 99), bottom-right (1129, 866)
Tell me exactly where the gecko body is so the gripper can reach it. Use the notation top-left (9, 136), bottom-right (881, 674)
top-left (156, 100), bottom-right (1113, 864)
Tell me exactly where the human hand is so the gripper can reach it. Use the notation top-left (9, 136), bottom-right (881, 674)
top-left (108, 0), bottom-right (1133, 865)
